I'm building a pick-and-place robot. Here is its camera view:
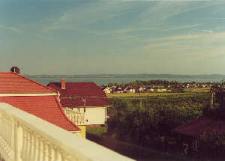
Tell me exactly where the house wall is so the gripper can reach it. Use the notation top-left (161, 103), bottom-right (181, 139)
top-left (64, 107), bottom-right (107, 139)
top-left (65, 107), bottom-right (107, 126)
top-left (104, 88), bottom-right (111, 94)
top-left (71, 107), bottom-right (107, 125)
top-left (78, 125), bottom-right (86, 138)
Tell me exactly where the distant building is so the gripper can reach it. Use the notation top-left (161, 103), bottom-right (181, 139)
top-left (115, 87), bottom-right (124, 93)
top-left (0, 71), bottom-right (80, 134)
top-left (138, 87), bottom-right (145, 93)
top-left (157, 88), bottom-right (167, 92)
top-left (128, 88), bottom-right (136, 93)
top-left (48, 81), bottom-right (109, 138)
top-left (148, 88), bottom-right (155, 92)
top-left (103, 87), bottom-right (112, 94)
top-left (123, 86), bottom-right (136, 93)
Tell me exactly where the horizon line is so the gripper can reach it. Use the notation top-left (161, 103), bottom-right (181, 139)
top-left (26, 73), bottom-right (225, 76)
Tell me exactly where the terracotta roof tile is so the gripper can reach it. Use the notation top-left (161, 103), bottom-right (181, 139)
top-left (0, 96), bottom-right (79, 131)
top-left (48, 82), bottom-right (109, 107)
top-left (0, 72), bottom-right (54, 94)
top-left (0, 72), bottom-right (79, 131)
top-left (174, 117), bottom-right (225, 137)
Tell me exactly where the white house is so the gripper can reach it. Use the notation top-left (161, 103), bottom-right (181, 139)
top-left (103, 87), bottom-right (112, 94)
top-left (48, 81), bottom-right (109, 138)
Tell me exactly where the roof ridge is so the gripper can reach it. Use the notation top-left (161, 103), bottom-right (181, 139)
top-left (0, 72), bottom-right (14, 74)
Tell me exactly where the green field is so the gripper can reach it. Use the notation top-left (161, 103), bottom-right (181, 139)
top-left (87, 126), bottom-right (107, 136)
top-left (107, 88), bottom-right (210, 98)
top-left (107, 92), bottom-right (188, 98)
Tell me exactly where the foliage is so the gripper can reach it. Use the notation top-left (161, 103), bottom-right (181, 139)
top-left (199, 133), bottom-right (225, 157)
top-left (203, 107), bottom-right (225, 120)
top-left (108, 93), bottom-right (209, 146)
top-left (87, 126), bottom-right (107, 137)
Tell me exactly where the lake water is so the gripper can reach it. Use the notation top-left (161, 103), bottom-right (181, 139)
top-left (28, 74), bottom-right (225, 85)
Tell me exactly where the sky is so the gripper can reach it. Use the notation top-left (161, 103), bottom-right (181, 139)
top-left (0, 0), bottom-right (225, 75)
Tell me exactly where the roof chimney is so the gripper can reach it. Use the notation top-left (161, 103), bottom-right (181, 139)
top-left (61, 80), bottom-right (66, 90)
top-left (10, 66), bottom-right (20, 74)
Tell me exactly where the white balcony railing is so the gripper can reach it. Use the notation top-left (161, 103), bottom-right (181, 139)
top-left (0, 103), bottom-right (134, 161)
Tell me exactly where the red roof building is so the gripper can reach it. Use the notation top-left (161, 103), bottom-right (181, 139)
top-left (175, 88), bottom-right (225, 138)
top-left (47, 81), bottom-right (109, 108)
top-left (0, 72), bottom-right (79, 132)
top-left (174, 116), bottom-right (225, 137)
top-left (0, 72), bottom-right (54, 94)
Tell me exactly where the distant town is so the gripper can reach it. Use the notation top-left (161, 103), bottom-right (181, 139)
top-left (101, 80), bottom-right (215, 94)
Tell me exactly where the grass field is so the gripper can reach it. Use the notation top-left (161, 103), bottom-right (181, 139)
top-left (183, 87), bottom-right (210, 93)
top-left (107, 91), bottom-right (209, 99)
top-left (107, 88), bottom-right (210, 98)
top-left (107, 92), bottom-right (189, 98)
top-left (87, 126), bottom-right (107, 136)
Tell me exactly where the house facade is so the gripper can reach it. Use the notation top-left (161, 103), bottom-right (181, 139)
top-left (103, 87), bottom-right (112, 94)
top-left (48, 81), bottom-right (109, 138)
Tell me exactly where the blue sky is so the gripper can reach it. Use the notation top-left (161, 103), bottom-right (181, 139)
top-left (0, 0), bottom-right (225, 75)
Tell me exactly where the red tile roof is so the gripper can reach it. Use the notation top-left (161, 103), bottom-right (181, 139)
top-left (48, 82), bottom-right (109, 107)
top-left (0, 72), bottom-right (55, 94)
top-left (174, 117), bottom-right (225, 137)
top-left (0, 96), bottom-right (79, 131)
top-left (0, 72), bottom-right (79, 131)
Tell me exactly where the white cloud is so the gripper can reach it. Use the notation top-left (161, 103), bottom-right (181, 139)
top-left (143, 31), bottom-right (225, 59)
top-left (0, 25), bottom-right (21, 33)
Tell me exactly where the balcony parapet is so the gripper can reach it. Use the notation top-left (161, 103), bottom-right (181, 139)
top-left (0, 103), bottom-right (134, 161)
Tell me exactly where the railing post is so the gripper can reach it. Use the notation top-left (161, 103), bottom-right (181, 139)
top-left (36, 136), bottom-right (41, 161)
top-left (14, 121), bottom-right (19, 161)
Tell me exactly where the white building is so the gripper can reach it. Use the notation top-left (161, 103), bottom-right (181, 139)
top-left (103, 87), bottom-right (112, 94)
top-left (48, 81), bottom-right (109, 138)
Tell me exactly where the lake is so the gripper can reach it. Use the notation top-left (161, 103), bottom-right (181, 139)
top-left (28, 74), bottom-right (225, 85)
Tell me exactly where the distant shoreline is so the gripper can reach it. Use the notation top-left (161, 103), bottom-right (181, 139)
top-left (27, 74), bottom-right (225, 78)
top-left (27, 74), bottom-right (225, 85)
